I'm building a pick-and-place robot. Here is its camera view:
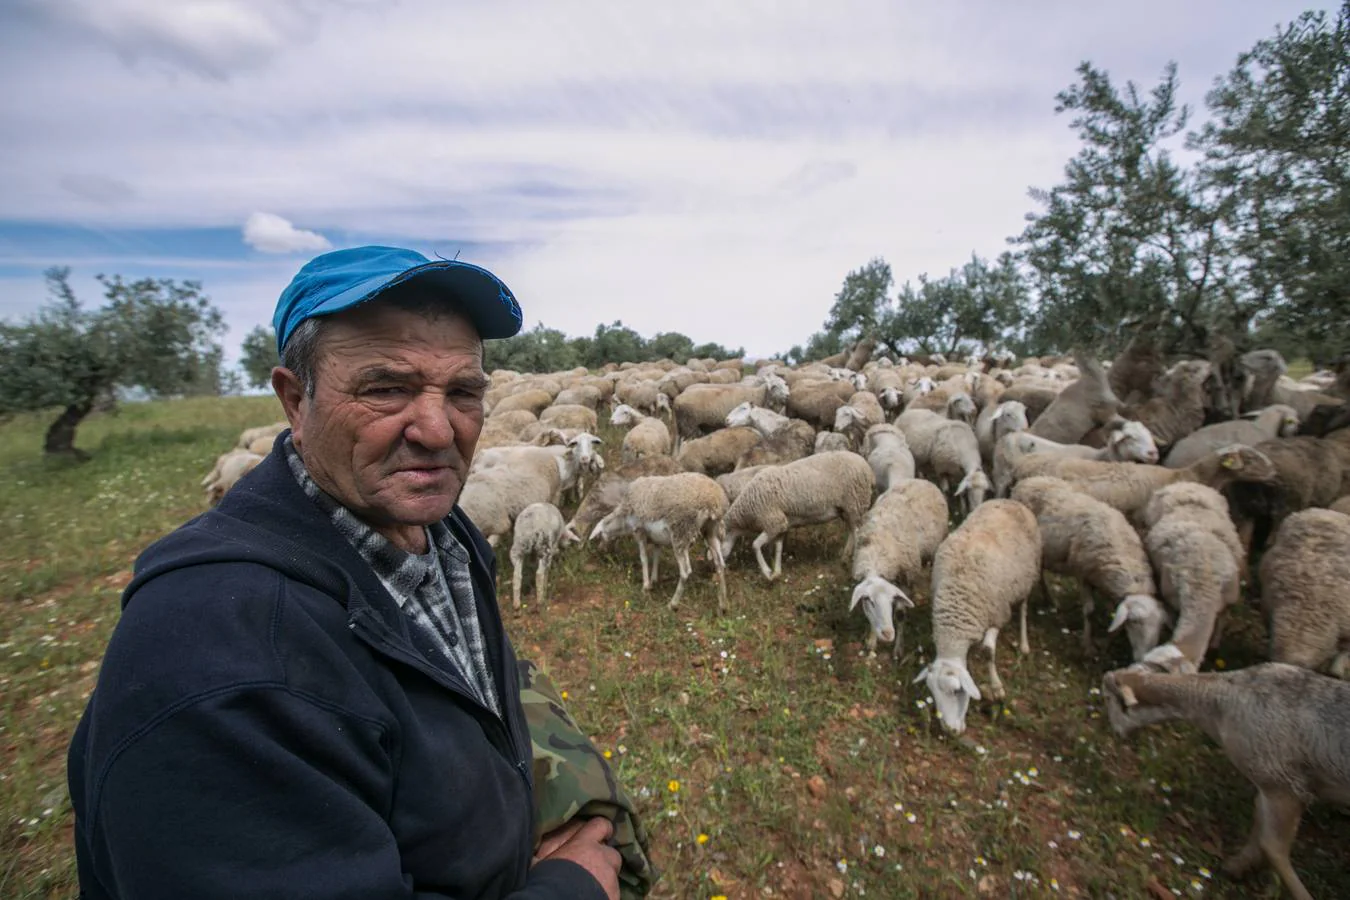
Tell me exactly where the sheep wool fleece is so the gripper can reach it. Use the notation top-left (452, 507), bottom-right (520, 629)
top-left (65, 444), bottom-right (607, 900)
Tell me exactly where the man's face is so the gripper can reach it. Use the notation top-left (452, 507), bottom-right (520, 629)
top-left (274, 301), bottom-right (487, 552)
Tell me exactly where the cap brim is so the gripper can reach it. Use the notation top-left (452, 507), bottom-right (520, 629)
top-left (307, 259), bottom-right (522, 340)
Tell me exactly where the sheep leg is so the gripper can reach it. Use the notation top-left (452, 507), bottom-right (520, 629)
top-left (892, 619), bottom-right (905, 661)
top-left (751, 532), bottom-right (776, 581)
top-left (650, 546), bottom-right (662, 585)
top-left (636, 537), bottom-right (652, 591)
top-left (1224, 789), bottom-right (1311, 900)
top-left (841, 527), bottom-right (856, 560)
top-left (1079, 582), bottom-right (1095, 655)
top-left (773, 537), bottom-right (784, 578)
top-left (668, 545), bottom-right (692, 611)
top-left (510, 550), bottom-right (525, 610)
top-left (1018, 597), bottom-right (1030, 655)
top-left (705, 531), bottom-right (728, 614)
top-left (535, 552), bottom-right (551, 610)
top-left (981, 627), bottom-right (1006, 700)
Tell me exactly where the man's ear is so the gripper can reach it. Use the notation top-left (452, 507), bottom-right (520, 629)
top-left (271, 367), bottom-right (306, 446)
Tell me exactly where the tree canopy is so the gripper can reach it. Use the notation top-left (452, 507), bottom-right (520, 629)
top-left (483, 320), bottom-right (744, 373)
top-left (239, 325), bottom-right (279, 390)
top-left (0, 268), bottom-right (225, 457)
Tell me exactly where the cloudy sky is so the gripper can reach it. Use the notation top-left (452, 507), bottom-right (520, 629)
top-left (1, 0), bottom-right (1332, 362)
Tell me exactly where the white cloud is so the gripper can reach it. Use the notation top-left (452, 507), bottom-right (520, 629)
top-left (242, 212), bottom-right (331, 254)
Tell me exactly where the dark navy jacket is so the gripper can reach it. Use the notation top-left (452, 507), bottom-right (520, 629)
top-left (67, 439), bottom-right (604, 900)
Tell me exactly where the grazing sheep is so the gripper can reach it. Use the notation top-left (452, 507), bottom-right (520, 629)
top-left (459, 461), bottom-right (562, 547)
top-left (610, 403), bottom-right (673, 463)
top-left (927, 419), bottom-right (990, 515)
top-left (1028, 352), bottom-right (1121, 444)
top-left (508, 502), bottom-right (580, 609)
top-left (589, 473), bottom-right (730, 613)
top-left (999, 383), bottom-right (1059, 424)
top-left (735, 419), bottom-right (815, 469)
top-left (1103, 663), bottom-right (1350, 900)
top-left (722, 452), bottom-right (875, 581)
top-left (677, 426), bottom-right (762, 476)
top-left (538, 403), bottom-right (599, 433)
top-left (566, 456), bottom-right (683, 538)
top-left (894, 408), bottom-right (948, 472)
top-left (1038, 444), bottom-right (1278, 520)
top-left (834, 403), bottom-right (882, 450)
top-left (1010, 477), bottom-right (1160, 659)
top-left (1139, 513), bottom-right (1243, 672)
top-left (554, 384), bottom-right (604, 410)
top-left (975, 400), bottom-right (1028, 468)
top-left (1140, 483), bottom-right (1246, 573)
top-left (478, 409), bottom-right (540, 450)
top-left (849, 479), bottom-right (949, 657)
top-left (1224, 436), bottom-right (1350, 556)
top-left (994, 419), bottom-right (1160, 498)
top-left (489, 389), bottom-right (554, 417)
top-left (916, 499), bottom-right (1042, 733)
top-left (862, 423), bottom-right (916, 493)
top-left (1163, 404), bottom-right (1300, 468)
top-left (202, 450), bottom-right (264, 505)
top-left (1258, 509), bottom-right (1350, 677)
top-left (814, 431), bottom-right (852, 454)
top-left (944, 391), bottom-right (977, 426)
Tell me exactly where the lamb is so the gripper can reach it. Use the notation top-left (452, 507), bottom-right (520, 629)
top-left (1031, 444), bottom-right (1278, 520)
top-left (202, 449), bottom-right (264, 505)
top-left (849, 479), bottom-right (949, 657)
top-left (1010, 477), bottom-right (1161, 659)
top-left (508, 502), bottom-right (580, 610)
top-left (813, 431), bottom-right (851, 454)
top-left (721, 452), bottom-right (875, 581)
top-left (1258, 509), bottom-right (1350, 677)
top-left (459, 462), bottom-right (562, 547)
top-left (1163, 404), bottom-right (1300, 468)
top-left (915, 499), bottom-right (1042, 733)
top-left (862, 424), bottom-right (916, 493)
top-left (566, 455), bottom-right (683, 538)
top-left (994, 419), bottom-right (1160, 498)
top-left (589, 472), bottom-right (730, 612)
top-left (610, 403), bottom-right (673, 463)
top-left (1028, 351), bottom-right (1121, 444)
top-left (676, 426), bottom-right (762, 476)
top-left (1102, 662), bottom-right (1350, 900)
top-left (926, 419), bottom-right (990, 515)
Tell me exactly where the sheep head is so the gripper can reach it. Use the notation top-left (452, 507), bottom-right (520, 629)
top-left (915, 657), bottom-right (980, 734)
top-left (725, 402), bottom-right (755, 429)
top-left (1108, 595), bottom-right (1170, 661)
top-left (849, 576), bottom-right (913, 646)
top-left (955, 469), bottom-right (990, 513)
top-left (833, 405), bottom-right (861, 433)
top-left (946, 392), bottom-right (977, 425)
top-left (609, 404), bottom-right (640, 427)
top-left (1106, 419), bottom-right (1159, 463)
top-left (1214, 444), bottom-right (1278, 482)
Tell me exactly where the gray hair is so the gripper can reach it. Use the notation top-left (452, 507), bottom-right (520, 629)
top-left (279, 288), bottom-right (484, 398)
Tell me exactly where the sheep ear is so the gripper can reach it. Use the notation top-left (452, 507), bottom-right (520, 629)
top-left (1118, 682), bottom-right (1139, 708)
top-left (1108, 601), bottom-right (1133, 633)
top-left (562, 525), bottom-right (582, 544)
top-left (912, 666), bottom-right (930, 685)
top-left (588, 520), bottom-right (606, 541)
top-left (892, 586), bottom-right (914, 609)
top-left (849, 584), bottom-right (867, 612)
top-left (957, 667), bottom-right (982, 701)
top-left (1219, 451), bottom-right (1238, 469)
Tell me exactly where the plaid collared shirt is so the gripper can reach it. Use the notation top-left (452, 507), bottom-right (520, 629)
top-left (284, 437), bottom-right (500, 717)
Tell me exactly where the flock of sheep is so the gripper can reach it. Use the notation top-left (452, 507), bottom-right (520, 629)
top-left (207, 341), bottom-right (1350, 899)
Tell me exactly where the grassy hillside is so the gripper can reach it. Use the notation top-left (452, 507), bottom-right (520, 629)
top-left (1, 396), bottom-right (1344, 899)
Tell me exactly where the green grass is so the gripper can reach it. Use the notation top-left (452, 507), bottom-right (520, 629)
top-left (2, 397), bottom-right (1346, 899)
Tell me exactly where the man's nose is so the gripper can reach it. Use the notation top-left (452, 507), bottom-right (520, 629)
top-left (405, 390), bottom-right (454, 450)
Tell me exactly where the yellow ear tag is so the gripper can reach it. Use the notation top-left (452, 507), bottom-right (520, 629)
top-left (1220, 455), bottom-right (1236, 469)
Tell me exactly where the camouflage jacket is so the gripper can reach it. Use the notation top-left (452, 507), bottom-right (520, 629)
top-left (518, 659), bottom-right (658, 899)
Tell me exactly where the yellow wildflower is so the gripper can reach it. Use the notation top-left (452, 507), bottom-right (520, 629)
top-left (668, 779), bottom-right (680, 793)
top-left (696, 833), bottom-right (709, 845)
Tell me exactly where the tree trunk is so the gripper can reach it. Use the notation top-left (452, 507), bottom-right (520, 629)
top-left (44, 401), bottom-right (93, 460)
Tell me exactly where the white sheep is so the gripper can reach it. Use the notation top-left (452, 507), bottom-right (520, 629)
top-left (850, 479), bottom-right (949, 658)
top-left (1103, 662), bottom-right (1350, 900)
top-left (862, 423), bottom-right (916, 493)
top-left (236, 421), bottom-right (288, 450)
top-left (508, 502), bottom-right (580, 609)
top-left (459, 461), bottom-right (562, 548)
top-left (610, 403), bottom-right (672, 463)
top-left (722, 452), bottom-right (875, 582)
top-left (1140, 483), bottom-right (1246, 574)
top-left (916, 499), bottom-right (1042, 734)
top-left (926, 419), bottom-right (990, 515)
top-left (813, 431), bottom-right (852, 454)
top-left (975, 400), bottom-right (1028, 468)
top-left (992, 419), bottom-right (1159, 498)
top-left (1163, 404), bottom-right (1300, 468)
top-left (1258, 508), bottom-right (1350, 677)
top-left (725, 401), bottom-right (791, 436)
top-left (202, 449), bottom-right (264, 505)
top-left (590, 472), bottom-right (730, 612)
top-left (1010, 476), bottom-right (1161, 659)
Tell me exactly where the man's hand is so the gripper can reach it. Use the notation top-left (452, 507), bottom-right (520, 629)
top-left (532, 816), bottom-right (621, 900)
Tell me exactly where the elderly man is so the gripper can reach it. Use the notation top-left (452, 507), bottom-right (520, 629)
top-left (67, 247), bottom-right (621, 899)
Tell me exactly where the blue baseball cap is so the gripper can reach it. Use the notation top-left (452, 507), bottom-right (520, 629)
top-left (272, 245), bottom-right (523, 355)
